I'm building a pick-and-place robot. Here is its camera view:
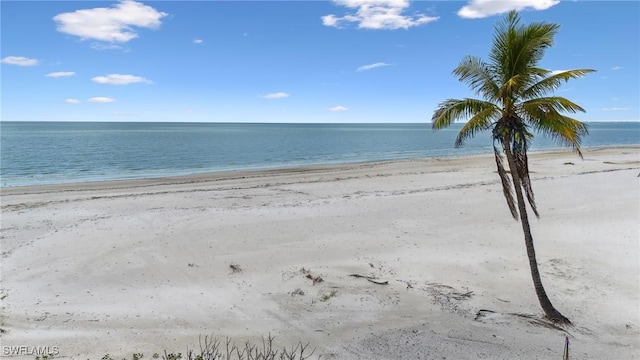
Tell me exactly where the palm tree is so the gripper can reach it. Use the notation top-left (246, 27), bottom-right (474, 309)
top-left (431, 10), bottom-right (595, 324)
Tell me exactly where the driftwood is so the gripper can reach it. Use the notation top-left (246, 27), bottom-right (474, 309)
top-left (349, 274), bottom-right (389, 285)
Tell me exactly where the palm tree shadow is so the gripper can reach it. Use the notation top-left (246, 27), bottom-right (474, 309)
top-left (475, 309), bottom-right (572, 334)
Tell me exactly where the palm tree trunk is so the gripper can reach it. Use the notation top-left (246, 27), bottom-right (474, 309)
top-left (502, 141), bottom-right (571, 324)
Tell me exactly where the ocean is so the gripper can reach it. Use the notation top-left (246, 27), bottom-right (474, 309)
top-left (1, 121), bottom-right (638, 187)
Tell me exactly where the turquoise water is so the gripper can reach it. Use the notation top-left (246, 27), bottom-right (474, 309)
top-left (1, 122), bottom-right (638, 187)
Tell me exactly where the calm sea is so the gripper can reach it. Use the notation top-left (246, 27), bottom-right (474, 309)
top-left (1, 122), bottom-right (638, 187)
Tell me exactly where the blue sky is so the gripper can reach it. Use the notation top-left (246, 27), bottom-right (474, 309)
top-left (1, 0), bottom-right (638, 123)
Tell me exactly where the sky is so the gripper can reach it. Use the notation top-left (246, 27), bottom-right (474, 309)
top-left (1, 0), bottom-right (639, 123)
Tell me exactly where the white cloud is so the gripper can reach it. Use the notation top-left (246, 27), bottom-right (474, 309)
top-left (322, 0), bottom-right (438, 30)
top-left (92, 74), bottom-right (152, 85)
top-left (46, 71), bottom-right (76, 78)
top-left (65, 98), bottom-right (81, 104)
top-left (329, 105), bottom-right (349, 112)
top-left (1, 56), bottom-right (38, 66)
top-left (91, 43), bottom-right (126, 51)
top-left (457, 0), bottom-right (559, 19)
top-left (259, 92), bottom-right (290, 99)
top-left (193, 38), bottom-right (203, 44)
top-left (322, 15), bottom-right (341, 27)
top-left (612, 66), bottom-right (623, 70)
top-left (53, 0), bottom-right (168, 43)
top-left (601, 107), bottom-right (629, 111)
top-left (88, 97), bottom-right (116, 103)
top-left (357, 62), bottom-right (391, 71)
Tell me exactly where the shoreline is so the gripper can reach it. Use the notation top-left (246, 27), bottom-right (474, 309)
top-left (2, 144), bottom-right (638, 195)
top-left (1, 146), bottom-right (639, 359)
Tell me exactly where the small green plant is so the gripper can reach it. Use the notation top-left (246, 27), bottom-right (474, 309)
top-left (163, 352), bottom-right (182, 360)
top-left (319, 289), bottom-right (337, 302)
top-left (35, 354), bottom-right (55, 360)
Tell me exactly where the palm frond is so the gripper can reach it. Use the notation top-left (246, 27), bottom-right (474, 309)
top-left (489, 10), bottom-right (519, 71)
top-left (501, 74), bottom-right (527, 109)
top-left (453, 56), bottom-right (501, 102)
top-left (490, 11), bottom-right (559, 100)
top-left (455, 106), bottom-right (501, 147)
top-left (515, 21), bottom-right (559, 67)
top-left (432, 98), bottom-right (498, 130)
top-left (522, 69), bottom-right (596, 99)
top-left (494, 144), bottom-right (518, 220)
top-left (521, 96), bottom-right (587, 115)
top-left (520, 102), bottom-right (589, 157)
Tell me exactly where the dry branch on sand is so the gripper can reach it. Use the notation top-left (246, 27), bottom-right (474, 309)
top-left (184, 334), bottom-right (316, 360)
top-left (348, 273), bottom-right (389, 285)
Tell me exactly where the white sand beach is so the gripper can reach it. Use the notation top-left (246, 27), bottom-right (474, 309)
top-left (1, 147), bottom-right (639, 359)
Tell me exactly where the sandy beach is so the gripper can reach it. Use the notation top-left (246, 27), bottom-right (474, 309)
top-left (1, 146), bottom-right (639, 359)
